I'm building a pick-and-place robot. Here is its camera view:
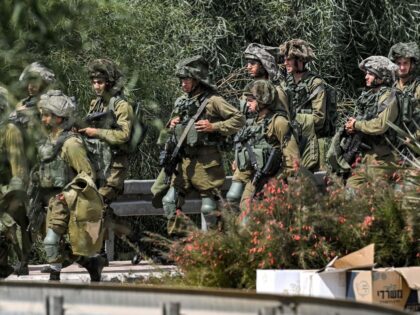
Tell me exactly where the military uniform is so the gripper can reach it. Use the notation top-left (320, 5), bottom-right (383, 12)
top-left (230, 80), bottom-right (299, 210)
top-left (39, 90), bottom-right (105, 281)
top-left (0, 88), bottom-right (30, 278)
top-left (344, 56), bottom-right (399, 189)
top-left (162, 55), bottom-right (245, 229)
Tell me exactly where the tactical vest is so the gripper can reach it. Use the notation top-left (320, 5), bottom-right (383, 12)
top-left (38, 132), bottom-right (74, 188)
top-left (394, 77), bottom-right (420, 135)
top-left (173, 94), bottom-right (222, 148)
top-left (234, 113), bottom-right (277, 171)
top-left (284, 72), bottom-right (337, 137)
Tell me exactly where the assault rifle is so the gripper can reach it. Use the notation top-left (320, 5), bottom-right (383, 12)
top-left (159, 135), bottom-right (181, 185)
top-left (77, 111), bottom-right (118, 129)
top-left (252, 148), bottom-right (283, 198)
top-left (341, 131), bottom-right (371, 164)
top-left (26, 180), bottom-right (45, 234)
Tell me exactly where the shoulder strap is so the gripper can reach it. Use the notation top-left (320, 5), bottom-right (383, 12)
top-left (172, 94), bottom-right (211, 157)
top-left (109, 95), bottom-right (125, 112)
top-left (41, 131), bottom-right (74, 163)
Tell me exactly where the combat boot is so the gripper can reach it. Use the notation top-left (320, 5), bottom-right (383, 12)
top-left (78, 255), bottom-right (106, 282)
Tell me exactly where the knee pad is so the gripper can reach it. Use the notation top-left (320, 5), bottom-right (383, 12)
top-left (162, 187), bottom-right (177, 219)
top-left (226, 181), bottom-right (244, 203)
top-left (201, 196), bottom-right (217, 215)
top-left (43, 228), bottom-right (61, 263)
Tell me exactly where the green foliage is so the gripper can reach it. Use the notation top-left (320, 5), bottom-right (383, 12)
top-left (170, 174), bottom-right (419, 288)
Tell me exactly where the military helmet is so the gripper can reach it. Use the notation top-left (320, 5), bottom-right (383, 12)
top-left (359, 56), bottom-right (398, 81)
top-left (244, 43), bottom-right (280, 80)
top-left (388, 42), bottom-right (419, 63)
top-left (19, 62), bottom-right (55, 85)
top-left (175, 55), bottom-right (216, 90)
top-left (88, 59), bottom-right (122, 82)
top-left (279, 39), bottom-right (315, 62)
top-left (245, 80), bottom-right (277, 110)
top-left (38, 90), bottom-right (76, 118)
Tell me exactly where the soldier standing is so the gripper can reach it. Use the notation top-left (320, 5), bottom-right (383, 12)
top-left (279, 39), bottom-right (331, 171)
top-left (388, 42), bottom-right (420, 143)
top-left (38, 90), bottom-right (105, 281)
top-left (233, 80), bottom-right (299, 211)
top-left (344, 56), bottom-right (399, 189)
top-left (79, 59), bottom-right (134, 261)
top-left (162, 55), bottom-right (245, 231)
top-left (0, 87), bottom-right (29, 279)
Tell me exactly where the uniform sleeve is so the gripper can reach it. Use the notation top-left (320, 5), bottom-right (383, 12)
top-left (95, 100), bottom-right (133, 145)
top-left (271, 116), bottom-right (300, 173)
top-left (415, 84), bottom-right (420, 140)
top-left (354, 92), bottom-right (399, 135)
top-left (4, 123), bottom-right (29, 188)
top-left (62, 137), bottom-right (96, 182)
top-left (207, 96), bottom-right (245, 136)
top-left (309, 78), bottom-right (327, 132)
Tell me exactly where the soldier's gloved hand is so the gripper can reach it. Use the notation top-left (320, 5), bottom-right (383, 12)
top-left (79, 127), bottom-right (98, 137)
top-left (169, 117), bottom-right (180, 128)
top-left (345, 117), bottom-right (356, 134)
top-left (195, 119), bottom-right (214, 132)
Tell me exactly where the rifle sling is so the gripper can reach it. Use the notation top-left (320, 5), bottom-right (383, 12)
top-left (295, 84), bottom-right (323, 114)
top-left (245, 142), bottom-right (259, 172)
top-left (171, 95), bottom-right (210, 158)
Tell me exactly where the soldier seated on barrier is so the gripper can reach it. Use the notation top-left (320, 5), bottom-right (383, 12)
top-left (36, 90), bottom-right (106, 281)
top-left (227, 80), bottom-right (299, 213)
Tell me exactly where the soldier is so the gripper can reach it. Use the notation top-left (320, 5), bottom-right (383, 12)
top-left (233, 80), bottom-right (299, 211)
top-left (79, 59), bottom-right (134, 261)
top-left (38, 90), bottom-right (105, 281)
top-left (388, 42), bottom-right (420, 143)
top-left (344, 56), bottom-right (399, 189)
top-left (0, 87), bottom-right (29, 278)
top-left (161, 55), bottom-right (245, 230)
top-left (279, 39), bottom-right (332, 172)
top-left (227, 43), bottom-right (289, 207)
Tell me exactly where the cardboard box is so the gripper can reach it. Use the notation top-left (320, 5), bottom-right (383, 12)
top-left (256, 244), bottom-right (375, 298)
top-left (346, 267), bottom-right (420, 310)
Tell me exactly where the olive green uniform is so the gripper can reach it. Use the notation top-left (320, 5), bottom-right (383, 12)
top-left (88, 96), bottom-right (133, 202)
top-left (282, 72), bottom-right (327, 171)
top-left (395, 78), bottom-right (420, 141)
top-left (346, 88), bottom-right (399, 188)
top-left (167, 92), bottom-right (244, 217)
top-left (0, 122), bottom-right (30, 277)
top-left (237, 114), bottom-right (299, 209)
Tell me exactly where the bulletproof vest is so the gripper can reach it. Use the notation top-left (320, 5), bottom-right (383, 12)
top-left (173, 94), bottom-right (221, 147)
top-left (88, 96), bottom-right (120, 130)
top-left (234, 113), bottom-right (277, 171)
top-left (394, 77), bottom-right (420, 134)
top-left (284, 72), bottom-right (337, 137)
top-left (83, 137), bottom-right (112, 187)
top-left (38, 132), bottom-right (74, 188)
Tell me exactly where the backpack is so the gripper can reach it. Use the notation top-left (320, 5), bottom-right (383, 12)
top-left (109, 96), bottom-right (148, 153)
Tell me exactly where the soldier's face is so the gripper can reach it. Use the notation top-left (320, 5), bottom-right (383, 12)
top-left (284, 57), bottom-right (304, 74)
top-left (41, 111), bottom-right (62, 130)
top-left (246, 60), bottom-right (262, 78)
top-left (365, 72), bottom-right (382, 87)
top-left (92, 78), bottom-right (107, 96)
top-left (181, 78), bottom-right (198, 93)
top-left (396, 57), bottom-right (412, 78)
top-left (27, 80), bottom-right (42, 96)
top-left (246, 96), bottom-right (258, 112)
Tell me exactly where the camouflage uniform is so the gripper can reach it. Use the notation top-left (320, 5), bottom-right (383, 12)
top-left (86, 59), bottom-right (134, 203)
top-left (227, 44), bottom-right (290, 205)
top-left (279, 39), bottom-right (329, 171)
top-left (345, 57), bottom-right (399, 189)
top-left (162, 56), bottom-right (245, 229)
top-left (38, 90), bottom-right (105, 281)
top-left (388, 42), bottom-right (420, 142)
top-left (232, 80), bottom-right (299, 211)
top-left (0, 87), bottom-right (30, 278)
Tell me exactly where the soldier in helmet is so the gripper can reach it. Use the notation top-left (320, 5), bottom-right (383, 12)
top-left (0, 87), bottom-right (30, 278)
top-left (344, 56), bottom-right (399, 189)
top-left (388, 42), bottom-right (420, 142)
top-left (38, 90), bottom-right (105, 281)
top-left (232, 80), bottom-right (299, 212)
top-left (79, 59), bottom-right (134, 261)
top-left (226, 43), bottom-right (291, 208)
top-left (162, 55), bottom-right (245, 231)
top-left (279, 39), bottom-right (332, 172)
